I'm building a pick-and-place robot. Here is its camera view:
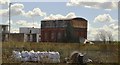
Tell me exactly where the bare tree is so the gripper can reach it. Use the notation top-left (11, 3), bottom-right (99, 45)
top-left (96, 29), bottom-right (107, 43)
top-left (106, 31), bottom-right (113, 43)
top-left (95, 29), bottom-right (113, 44)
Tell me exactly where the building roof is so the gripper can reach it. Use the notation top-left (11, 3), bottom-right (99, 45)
top-left (0, 24), bottom-right (9, 26)
top-left (41, 17), bottom-right (87, 22)
top-left (19, 27), bottom-right (40, 29)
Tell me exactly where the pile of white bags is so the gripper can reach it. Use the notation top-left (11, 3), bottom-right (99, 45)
top-left (12, 50), bottom-right (60, 63)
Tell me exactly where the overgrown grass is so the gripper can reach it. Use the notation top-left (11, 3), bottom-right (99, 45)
top-left (2, 41), bottom-right (119, 65)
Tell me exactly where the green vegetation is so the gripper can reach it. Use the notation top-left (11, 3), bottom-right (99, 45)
top-left (2, 41), bottom-right (119, 65)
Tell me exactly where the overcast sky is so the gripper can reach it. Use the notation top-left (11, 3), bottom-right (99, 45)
top-left (0, 0), bottom-right (119, 41)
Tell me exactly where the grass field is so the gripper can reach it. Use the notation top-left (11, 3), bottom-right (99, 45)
top-left (2, 41), bottom-right (119, 65)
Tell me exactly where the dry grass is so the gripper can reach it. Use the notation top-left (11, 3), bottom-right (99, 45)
top-left (2, 41), bottom-right (119, 65)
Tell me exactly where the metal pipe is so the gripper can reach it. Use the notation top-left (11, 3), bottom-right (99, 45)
top-left (9, 3), bottom-right (12, 41)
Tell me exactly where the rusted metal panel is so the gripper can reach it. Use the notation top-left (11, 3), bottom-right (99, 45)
top-left (71, 19), bottom-right (87, 28)
top-left (41, 28), bottom-right (65, 42)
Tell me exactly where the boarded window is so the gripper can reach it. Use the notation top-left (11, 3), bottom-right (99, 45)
top-left (51, 32), bottom-right (55, 40)
top-left (45, 33), bottom-right (48, 41)
top-left (57, 32), bottom-right (61, 39)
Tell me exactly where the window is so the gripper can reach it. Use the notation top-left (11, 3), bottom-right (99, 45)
top-left (57, 32), bottom-right (61, 39)
top-left (45, 22), bottom-right (50, 28)
top-left (62, 21), bottom-right (67, 27)
top-left (29, 30), bottom-right (32, 33)
top-left (45, 33), bottom-right (48, 41)
top-left (53, 21), bottom-right (56, 28)
top-left (51, 32), bottom-right (55, 40)
top-left (41, 22), bottom-right (45, 28)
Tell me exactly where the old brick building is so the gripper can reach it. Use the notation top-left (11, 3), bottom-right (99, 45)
top-left (41, 17), bottom-right (87, 42)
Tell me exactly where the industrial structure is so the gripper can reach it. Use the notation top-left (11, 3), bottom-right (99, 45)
top-left (0, 25), bottom-right (9, 42)
top-left (1, 17), bottom-right (87, 43)
top-left (19, 27), bottom-right (41, 42)
top-left (41, 17), bottom-right (87, 42)
top-left (5, 27), bottom-right (41, 42)
top-left (0, 25), bottom-right (41, 42)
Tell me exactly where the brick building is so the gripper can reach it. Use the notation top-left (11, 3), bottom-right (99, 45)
top-left (41, 17), bottom-right (87, 42)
